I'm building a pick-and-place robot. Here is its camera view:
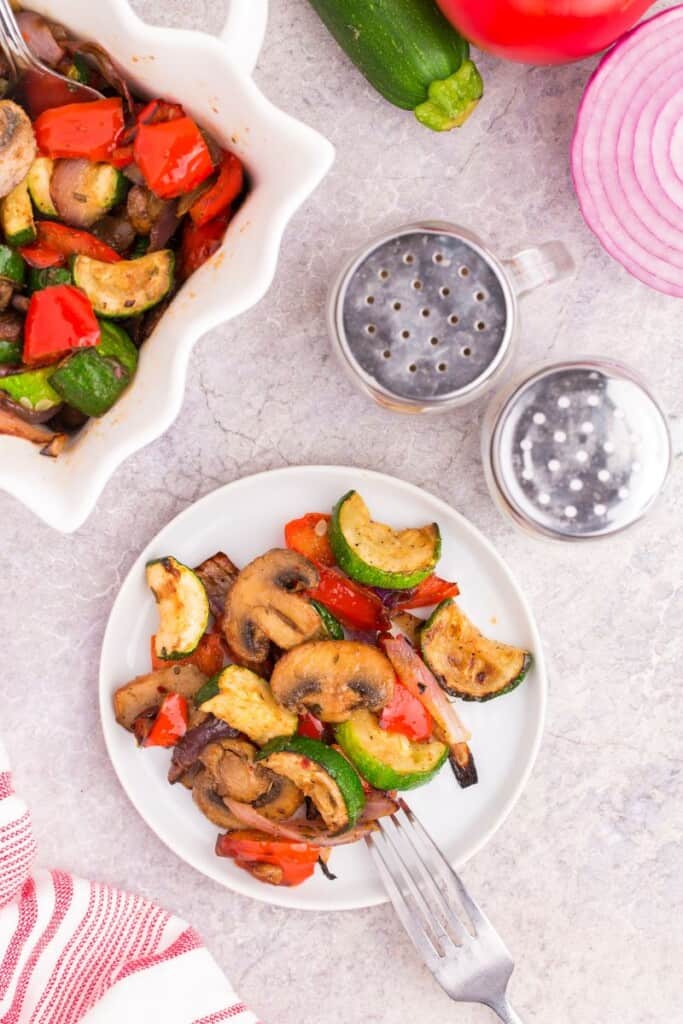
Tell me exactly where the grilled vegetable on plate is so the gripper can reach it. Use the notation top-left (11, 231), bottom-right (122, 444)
top-left (108, 480), bottom-right (538, 896)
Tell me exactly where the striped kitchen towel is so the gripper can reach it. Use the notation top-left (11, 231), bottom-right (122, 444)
top-left (0, 739), bottom-right (258, 1024)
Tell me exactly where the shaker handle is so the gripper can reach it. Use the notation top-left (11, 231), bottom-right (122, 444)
top-left (220, 0), bottom-right (269, 77)
top-left (504, 242), bottom-right (574, 298)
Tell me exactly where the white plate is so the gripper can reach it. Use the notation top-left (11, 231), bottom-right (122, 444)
top-left (99, 466), bottom-right (547, 911)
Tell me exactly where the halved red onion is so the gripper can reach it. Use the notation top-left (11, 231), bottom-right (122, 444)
top-left (572, 6), bottom-right (683, 297)
top-left (16, 11), bottom-right (65, 67)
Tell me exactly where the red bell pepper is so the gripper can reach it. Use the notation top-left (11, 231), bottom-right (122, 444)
top-left (150, 632), bottom-right (225, 676)
top-left (179, 212), bottom-right (229, 279)
top-left (189, 152), bottom-right (244, 226)
top-left (297, 712), bottom-right (326, 741)
top-left (143, 693), bottom-right (189, 748)
top-left (394, 574), bottom-right (460, 611)
top-left (18, 243), bottom-right (66, 270)
top-left (284, 513), bottom-right (335, 567)
top-left (309, 566), bottom-right (390, 633)
top-left (215, 830), bottom-right (321, 887)
top-left (379, 680), bottom-right (433, 742)
top-left (23, 284), bottom-right (100, 366)
top-left (34, 97), bottom-right (125, 161)
top-left (108, 143), bottom-right (135, 169)
top-left (137, 99), bottom-right (185, 126)
top-left (31, 222), bottom-right (121, 264)
top-left (134, 116), bottom-right (214, 199)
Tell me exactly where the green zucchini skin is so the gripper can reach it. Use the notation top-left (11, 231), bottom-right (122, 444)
top-left (307, 0), bottom-right (482, 130)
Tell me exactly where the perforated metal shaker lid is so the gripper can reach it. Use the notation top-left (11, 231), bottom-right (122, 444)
top-left (483, 359), bottom-right (672, 540)
top-left (329, 223), bottom-right (516, 411)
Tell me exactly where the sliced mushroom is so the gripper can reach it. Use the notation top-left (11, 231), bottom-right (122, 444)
top-left (0, 402), bottom-right (65, 448)
top-left (270, 641), bottom-right (395, 724)
top-left (224, 549), bottom-right (323, 661)
top-left (113, 664), bottom-right (207, 731)
top-left (199, 738), bottom-right (271, 804)
top-left (253, 774), bottom-right (304, 821)
top-left (168, 714), bottom-right (239, 783)
top-left (0, 101), bottom-right (36, 198)
top-left (192, 770), bottom-right (244, 830)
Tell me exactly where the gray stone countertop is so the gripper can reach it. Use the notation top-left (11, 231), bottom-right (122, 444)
top-left (1, 1), bottom-right (681, 1022)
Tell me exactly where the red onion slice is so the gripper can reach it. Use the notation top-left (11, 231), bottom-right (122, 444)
top-left (571, 6), bottom-right (683, 297)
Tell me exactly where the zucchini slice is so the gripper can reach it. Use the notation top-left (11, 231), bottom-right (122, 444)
top-left (1, 176), bottom-right (36, 246)
top-left (72, 250), bottom-right (174, 318)
top-left (0, 245), bottom-right (26, 286)
top-left (27, 157), bottom-right (58, 217)
top-left (0, 367), bottom-right (61, 414)
top-left (421, 600), bottom-right (532, 702)
top-left (330, 490), bottom-right (440, 589)
top-left (146, 556), bottom-right (210, 660)
top-left (336, 709), bottom-right (447, 791)
top-left (199, 665), bottom-right (298, 746)
top-left (50, 349), bottom-right (130, 418)
top-left (257, 735), bottom-right (366, 832)
top-left (28, 266), bottom-right (72, 293)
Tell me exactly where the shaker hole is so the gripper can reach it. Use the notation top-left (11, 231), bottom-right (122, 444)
top-left (379, 269), bottom-right (390, 280)
top-left (421, 308), bottom-right (431, 318)
top-left (548, 459), bottom-right (560, 472)
top-left (430, 336), bottom-right (439, 346)
top-left (408, 364), bottom-right (417, 373)
top-left (449, 314), bottom-right (459, 326)
top-left (412, 280), bottom-right (422, 290)
top-left (366, 296), bottom-right (375, 305)
top-left (475, 321), bottom-right (486, 332)
top-left (461, 346), bottom-right (471, 357)
top-left (437, 362), bottom-right (448, 373)
top-left (440, 287), bottom-right (451, 298)
top-left (569, 478), bottom-right (583, 492)
top-left (403, 254), bottom-right (414, 265)
top-left (558, 396), bottom-right (571, 409)
top-left (475, 291), bottom-right (486, 302)
top-left (459, 266), bottom-right (470, 278)
top-left (366, 324), bottom-right (376, 335)
top-left (564, 505), bottom-right (577, 519)
top-left (383, 350), bottom-right (391, 359)
top-left (393, 301), bottom-right (402, 311)
top-left (401, 330), bottom-right (411, 339)
top-left (594, 503), bottom-right (606, 516)
top-left (433, 253), bottom-right (444, 264)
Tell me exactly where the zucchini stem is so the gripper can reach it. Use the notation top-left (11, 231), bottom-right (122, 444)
top-left (414, 60), bottom-right (484, 132)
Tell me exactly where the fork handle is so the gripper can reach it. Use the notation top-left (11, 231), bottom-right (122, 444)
top-left (487, 997), bottom-right (525, 1023)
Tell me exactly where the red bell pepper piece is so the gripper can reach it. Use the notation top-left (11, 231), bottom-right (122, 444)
top-left (189, 152), bottom-right (244, 226)
top-left (143, 693), bottom-right (189, 748)
top-left (108, 143), bottom-right (135, 169)
top-left (394, 574), bottom-right (460, 611)
top-left (284, 513), bottom-right (335, 567)
top-left (137, 99), bottom-right (185, 126)
top-left (297, 712), bottom-right (326, 741)
top-left (215, 830), bottom-right (321, 887)
top-left (134, 116), bottom-right (214, 199)
top-left (23, 285), bottom-right (100, 366)
top-left (32, 222), bottom-right (121, 264)
top-left (379, 680), bottom-right (433, 742)
top-left (309, 567), bottom-right (390, 633)
top-left (34, 97), bottom-right (125, 161)
top-left (150, 632), bottom-right (225, 676)
top-left (179, 212), bottom-right (229, 279)
top-left (18, 243), bottom-right (66, 270)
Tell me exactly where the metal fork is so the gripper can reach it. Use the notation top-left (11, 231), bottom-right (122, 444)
top-left (0, 0), bottom-right (102, 115)
top-left (366, 800), bottom-right (524, 1023)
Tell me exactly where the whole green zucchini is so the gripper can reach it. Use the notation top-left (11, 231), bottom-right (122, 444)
top-left (307, 0), bottom-right (483, 131)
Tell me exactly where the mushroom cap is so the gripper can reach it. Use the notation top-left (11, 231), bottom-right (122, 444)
top-left (270, 640), bottom-right (396, 723)
top-left (0, 101), bottom-right (36, 199)
top-left (223, 548), bottom-right (322, 661)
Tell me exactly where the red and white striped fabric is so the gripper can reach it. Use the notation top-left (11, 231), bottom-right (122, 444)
top-left (0, 739), bottom-right (259, 1024)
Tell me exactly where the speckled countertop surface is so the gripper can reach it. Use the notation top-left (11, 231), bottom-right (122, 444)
top-left (1, 1), bottom-right (682, 1022)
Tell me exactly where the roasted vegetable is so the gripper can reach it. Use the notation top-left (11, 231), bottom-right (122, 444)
top-left (72, 250), bottom-right (175, 318)
top-left (216, 830), bottom-right (321, 887)
top-left (199, 665), bottom-right (298, 746)
top-left (421, 600), bottom-right (532, 701)
top-left (200, 738), bottom-right (272, 804)
top-left (0, 102), bottom-right (36, 199)
top-left (269, 640), bottom-right (395, 724)
top-left (193, 551), bottom-right (240, 619)
top-left (192, 770), bottom-right (244, 830)
top-left (50, 158), bottom-right (126, 228)
top-left (168, 714), bottom-right (239, 783)
top-left (223, 548), bottom-right (323, 661)
top-left (1, 175), bottom-right (36, 245)
top-left (113, 663), bottom-right (207, 731)
top-left (146, 557), bottom-right (210, 661)
top-left (330, 490), bottom-right (441, 589)
top-left (307, 0), bottom-right (483, 131)
top-left (258, 735), bottom-right (366, 832)
top-left (336, 709), bottom-right (447, 790)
